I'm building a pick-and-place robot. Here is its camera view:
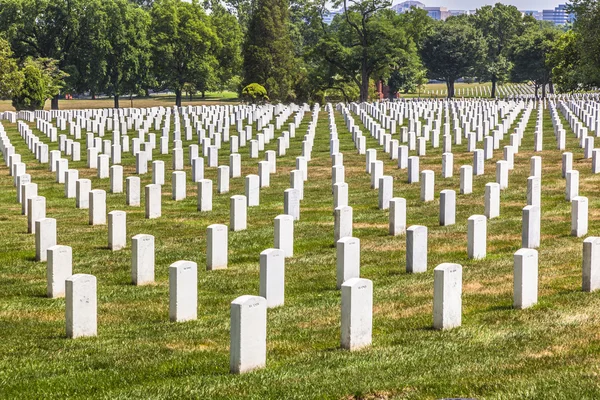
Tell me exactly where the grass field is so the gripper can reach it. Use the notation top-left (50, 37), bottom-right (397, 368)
top-left (0, 91), bottom-right (239, 112)
top-left (2, 98), bottom-right (600, 399)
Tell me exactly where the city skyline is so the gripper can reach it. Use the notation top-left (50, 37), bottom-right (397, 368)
top-left (396, 0), bottom-right (567, 11)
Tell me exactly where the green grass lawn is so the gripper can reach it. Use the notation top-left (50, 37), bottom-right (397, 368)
top-left (0, 91), bottom-right (240, 112)
top-left (1, 99), bottom-right (600, 399)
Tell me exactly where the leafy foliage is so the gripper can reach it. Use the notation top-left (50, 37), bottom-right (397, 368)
top-left (420, 21), bottom-right (486, 98)
top-left (0, 37), bottom-right (23, 99)
top-left (12, 57), bottom-right (66, 110)
top-left (241, 82), bottom-right (269, 103)
top-left (242, 0), bottom-right (296, 101)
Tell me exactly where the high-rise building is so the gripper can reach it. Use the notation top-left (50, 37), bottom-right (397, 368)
top-left (322, 8), bottom-right (344, 25)
top-left (391, 1), bottom-right (425, 14)
top-left (542, 4), bottom-right (575, 25)
top-left (424, 6), bottom-right (450, 20)
top-left (521, 10), bottom-right (543, 20)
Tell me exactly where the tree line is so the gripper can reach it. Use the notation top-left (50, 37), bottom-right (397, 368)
top-left (0, 0), bottom-right (597, 110)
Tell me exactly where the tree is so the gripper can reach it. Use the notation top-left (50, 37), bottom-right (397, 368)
top-left (242, 0), bottom-right (296, 101)
top-left (0, 0), bottom-right (83, 109)
top-left (150, 0), bottom-right (219, 107)
top-left (64, 0), bottom-right (107, 99)
top-left (548, 30), bottom-right (583, 93)
top-left (420, 21), bottom-right (486, 98)
top-left (103, 0), bottom-right (151, 108)
top-left (0, 37), bottom-right (23, 99)
top-left (208, 1), bottom-right (243, 94)
top-left (509, 24), bottom-right (561, 98)
top-left (472, 3), bottom-right (525, 98)
top-left (12, 57), bottom-right (67, 110)
top-left (567, 0), bottom-right (600, 88)
top-left (314, 1), bottom-right (413, 102)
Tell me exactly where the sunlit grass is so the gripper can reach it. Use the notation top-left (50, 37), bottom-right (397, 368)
top-left (1, 100), bottom-right (600, 398)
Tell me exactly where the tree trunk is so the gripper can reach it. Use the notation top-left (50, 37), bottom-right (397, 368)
top-left (114, 94), bottom-right (119, 109)
top-left (542, 83), bottom-right (546, 99)
top-left (491, 77), bottom-right (497, 98)
top-left (534, 85), bottom-right (539, 99)
top-left (175, 89), bottom-right (182, 107)
top-left (202, 90), bottom-right (206, 99)
top-left (549, 81), bottom-right (555, 94)
top-left (360, 60), bottom-right (369, 102)
top-left (91, 92), bottom-right (96, 100)
top-left (446, 80), bottom-right (455, 99)
top-left (51, 95), bottom-right (59, 110)
top-left (144, 88), bottom-right (150, 97)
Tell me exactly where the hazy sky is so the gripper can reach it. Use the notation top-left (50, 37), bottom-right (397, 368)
top-left (403, 0), bottom-right (565, 11)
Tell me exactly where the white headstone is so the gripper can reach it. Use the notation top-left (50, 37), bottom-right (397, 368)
top-left (484, 182), bottom-right (500, 219)
top-left (108, 210), bottom-right (127, 251)
top-left (47, 245), bottom-right (72, 298)
top-left (230, 295), bottom-right (267, 374)
top-left (406, 225), bottom-right (427, 273)
top-left (513, 248), bottom-right (538, 309)
top-left (433, 263), bottom-right (462, 330)
top-left (420, 170), bottom-right (434, 201)
top-left (467, 215), bottom-right (486, 259)
top-left (439, 189), bottom-right (456, 226)
top-left (571, 196), bottom-right (588, 237)
top-left (207, 224), bottom-right (228, 270)
top-left (334, 205), bottom-right (353, 244)
top-left (340, 278), bottom-right (373, 351)
top-left (245, 175), bottom-right (260, 207)
top-left (337, 237), bottom-right (360, 289)
top-left (566, 170), bottom-right (579, 201)
top-left (89, 189), bottom-right (107, 225)
top-left (66, 274), bottom-right (97, 338)
top-left (274, 214), bottom-right (294, 258)
top-left (259, 248), bottom-right (285, 308)
top-left (230, 195), bottom-right (247, 231)
top-left (389, 197), bottom-right (406, 236)
top-left (460, 165), bottom-right (473, 194)
top-left (126, 177), bottom-right (141, 207)
top-left (583, 236), bottom-right (600, 292)
top-left (145, 184), bottom-right (161, 219)
top-left (132, 234), bottom-right (155, 285)
top-left (169, 260), bottom-right (198, 322)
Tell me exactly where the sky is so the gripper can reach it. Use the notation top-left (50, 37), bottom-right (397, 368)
top-left (405, 0), bottom-right (566, 11)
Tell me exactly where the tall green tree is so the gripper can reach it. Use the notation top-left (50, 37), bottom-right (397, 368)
top-left (12, 57), bottom-right (67, 110)
top-left (0, 0), bottom-right (82, 109)
top-left (568, 0), bottom-right (600, 88)
top-left (150, 0), bottom-right (219, 107)
top-left (0, 37), bottom-right (23, 99)
top-left (420, 21), bottom-right (486, 98)
top-left (472, 3), bottom-right (524, 98)
top-left (548, 30), bottom-right (583, 93)
top-left (208, 0), bottom-right (243, 94)
top-left (313, 1), bottom-right (413, 102)
top-left (65, 0), bottom-right (107, 99)
top-left (242, 0), bottom-right (296, 101)
top-left (103, 0), bottom-right (151, 108)
top-left (509, 24), bottom-right (561, 98)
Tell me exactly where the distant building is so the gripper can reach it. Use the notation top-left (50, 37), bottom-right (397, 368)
top-left (391, 1), bottom-right (425, 14)
top-left (424, 6), bottom-right (450, 20)
top-left (322, 8), bottom-right (344, 25)
top-left (542, 4), bottom-right (575, 25)
top-left (521, 10), bottom-right (543, 20)
top-left (448, 10), bottom-right (470, 17)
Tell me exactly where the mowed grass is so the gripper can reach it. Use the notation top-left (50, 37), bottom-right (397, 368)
top-left (399, 82), bottom-right (532, 98)
top-left (0, 91), bottom-right (239, 112)
top-left (1, 100), bottom-right (600, 399)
